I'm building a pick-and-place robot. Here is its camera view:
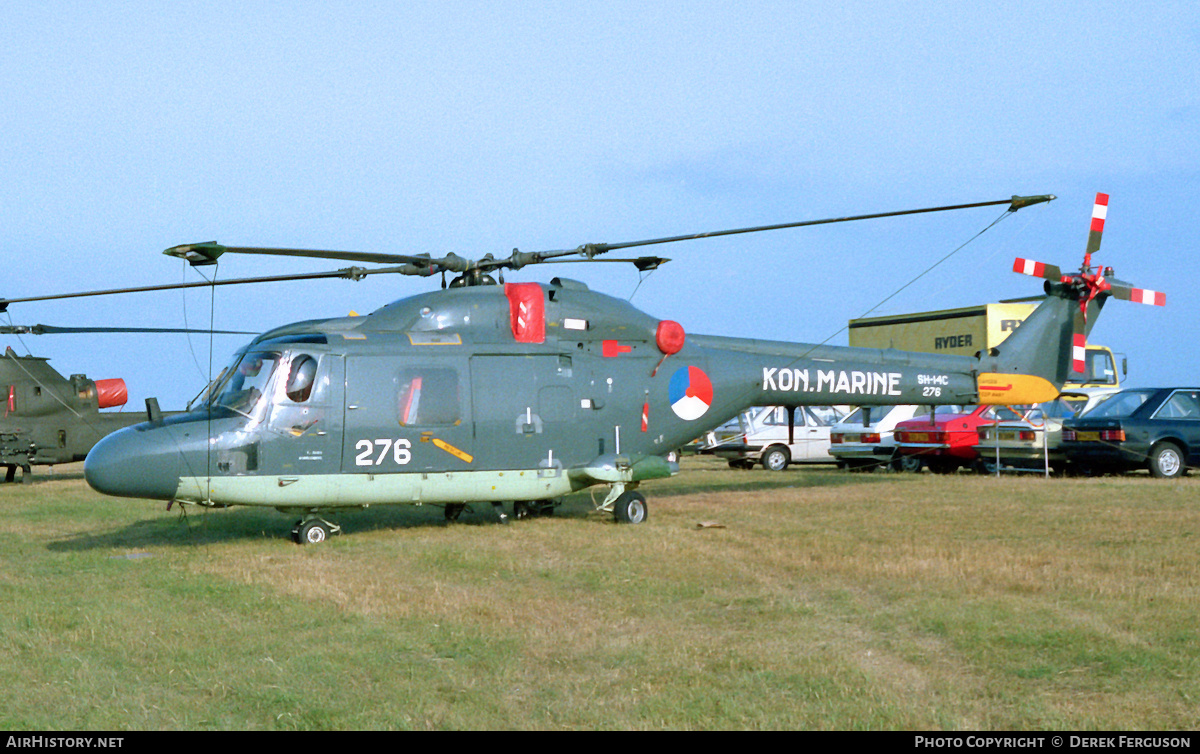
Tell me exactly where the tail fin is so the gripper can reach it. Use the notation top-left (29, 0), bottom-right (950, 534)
top-left (981, 290), bottom-right (1106, 389)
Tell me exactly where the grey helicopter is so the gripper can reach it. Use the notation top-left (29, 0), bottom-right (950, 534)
top-left (0, 193), bottom-right (1164, 543)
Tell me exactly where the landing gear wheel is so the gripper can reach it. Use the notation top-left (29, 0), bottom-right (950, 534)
top-left (514, 501), bottom-right (533, 520)
top-left (295, 520), bottom-right (330, 545)
top-left (1149, 442), bottom-right (1185, 478)
top-left (613, 491), bottom-right (648, 524)
top-left (762, 446), bottom-right (790, 472)
top-left (444, 503), bottom-right (466, 522)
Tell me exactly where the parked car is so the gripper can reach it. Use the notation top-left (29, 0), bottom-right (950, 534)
top-left (975, 391), bottom-right (1116, 474)
top-left (1060, 388), bottom-right (1200, 478)
top-left (893, 404), bottom-right (1029, 473)
top-left (829, 404), bottom-right (929, 471)
top-left (686, 409), bottom-right (756, 456)
top-left (709, 405), bottom-right (848, 471)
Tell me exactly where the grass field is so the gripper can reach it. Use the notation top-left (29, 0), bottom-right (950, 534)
top-left (1, 458), bottom-right (1197, 730)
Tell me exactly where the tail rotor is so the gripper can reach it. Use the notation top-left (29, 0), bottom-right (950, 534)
top-left (1012, 193), bottom-right (1165, 373)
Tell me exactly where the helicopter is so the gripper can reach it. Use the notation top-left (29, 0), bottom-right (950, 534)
top-left (0, 345), bottom-right (140, 483)
top-left (0, 325), bottom-right (254, 482)
top-left (0, 193), bottom-right (1165, 542)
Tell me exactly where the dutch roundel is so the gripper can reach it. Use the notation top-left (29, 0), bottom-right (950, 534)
top-left (668, 365), bottom-right (713, 421)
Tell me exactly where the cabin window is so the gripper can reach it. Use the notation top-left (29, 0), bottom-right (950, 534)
top-left (397, 368), bottom-right (460, 426)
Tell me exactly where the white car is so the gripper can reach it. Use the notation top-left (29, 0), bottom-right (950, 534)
top-left (709, 405), bottom-right (848, 471)
top-left (829, 404), bottom-right (930, 472)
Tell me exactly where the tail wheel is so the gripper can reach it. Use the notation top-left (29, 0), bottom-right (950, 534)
top-left (613, 491), bottom-right (648, 524)
top-left (762, 446), bottom-right (790, 472)
top-left (1149, 442), bottom-right (1186, 478)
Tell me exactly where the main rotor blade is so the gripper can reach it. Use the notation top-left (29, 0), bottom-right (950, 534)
top-left (523, 194), bottom-right (1057, 263)
top-left (0, 266), bottom-right (386, 310)
top-left (0, 324), bottom-right (255, 335)
top-left (544, 256), bottom-right (671, 271)
top-left (165, 242), bottom-right (439, 268)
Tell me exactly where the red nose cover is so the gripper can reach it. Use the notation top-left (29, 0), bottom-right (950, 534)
top-left (656, 320), bottom-right (686, 354)
top-left (505, 283), bottom-right (545, 343)
top-left (95, 379), bottom-right (128, 409)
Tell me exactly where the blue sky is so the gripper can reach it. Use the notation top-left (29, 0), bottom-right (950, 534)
top-left (3, 1), bottom-right (1197, 410)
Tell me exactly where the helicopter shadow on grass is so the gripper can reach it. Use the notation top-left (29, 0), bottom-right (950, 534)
top-left (45, 496), bottom-right (602, 552)
top-left (45, 467), bottom-right (907, 552)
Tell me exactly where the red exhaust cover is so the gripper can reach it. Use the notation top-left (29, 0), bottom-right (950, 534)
top-left (656, 320), bottom-right (685, 354)
top-left (504, 283), bottom-right (545, 344)
top-left (95, 378), bottom-right (128, 409)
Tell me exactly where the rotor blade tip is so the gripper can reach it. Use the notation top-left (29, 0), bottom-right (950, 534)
top-left (163, 241), bottom-right (224, 266)
top-left (1008, 194), bottom-right (1056, 211)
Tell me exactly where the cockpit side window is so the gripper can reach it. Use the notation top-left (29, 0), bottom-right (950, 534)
top-left (210, 351), bottom-right (282, 419)
top-left (285, 355), bottom-right (319, 403)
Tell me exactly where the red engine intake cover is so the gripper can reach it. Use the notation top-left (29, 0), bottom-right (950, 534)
top-left (95, 378), bottom-right (128, 409)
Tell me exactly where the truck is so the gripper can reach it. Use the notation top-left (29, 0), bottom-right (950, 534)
top-left (847, 301), bottom-right (1123, 393)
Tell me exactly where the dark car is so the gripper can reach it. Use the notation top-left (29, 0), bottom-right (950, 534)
top-left (1060, 388), bottom-right (1200, 478)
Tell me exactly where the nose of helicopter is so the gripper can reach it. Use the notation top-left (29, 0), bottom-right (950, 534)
top-left (85, 424), bottom-right (184, 500)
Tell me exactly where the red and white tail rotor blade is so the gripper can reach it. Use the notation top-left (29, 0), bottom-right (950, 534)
top-left (1108, 284), bottom-right (1166, 307)
top-left (1071, 308), bottom-right (1088, 374)
top-left (1012, 258), bottom-right (1063, 281)
top-left (1086, 192), bottom-right (1109, 257)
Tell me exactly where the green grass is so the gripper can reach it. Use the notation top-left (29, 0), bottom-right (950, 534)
top-left (0, 459), bottom-right (1197, 730)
